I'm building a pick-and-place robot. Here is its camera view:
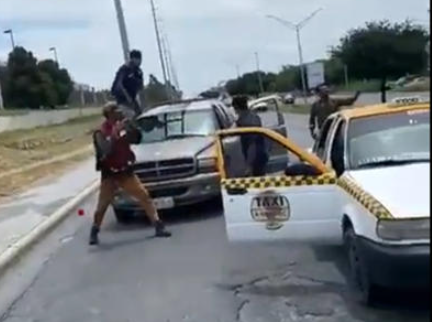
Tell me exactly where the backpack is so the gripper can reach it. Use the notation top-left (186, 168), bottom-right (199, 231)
top-left (92, 130), bottom-right (113, 172)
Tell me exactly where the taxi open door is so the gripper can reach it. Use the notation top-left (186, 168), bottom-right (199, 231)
top-left (216, 127), bottom-right (344, 245)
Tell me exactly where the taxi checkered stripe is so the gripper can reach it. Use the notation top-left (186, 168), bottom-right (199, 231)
top-left (221, 174), bottom-right (337, 190)
top-left (337, 177), bottom-right (393, 219)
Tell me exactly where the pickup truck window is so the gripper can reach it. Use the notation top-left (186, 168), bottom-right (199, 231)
top-left (137, 110), bottom-right (218, 143)
top-left (348, 110), bottom-right (430, 169)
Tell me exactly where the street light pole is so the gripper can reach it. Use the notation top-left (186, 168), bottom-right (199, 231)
top-left (113, 0), bottom-right (131, 63)
top-left (255, 52), bottom-right (264, 95)
top-left (3, 29), bottom-right (15, 50)
top-left (295, 27), bottom-right (307, 101)
top-left (267, 8), bottom-right (323, 104)
top-left (49, 47), bottom-right (59, 66)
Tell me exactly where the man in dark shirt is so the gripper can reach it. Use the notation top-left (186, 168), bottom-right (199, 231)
top-left (233, 96), bottom-right (269, 177)
top-left (90, 103), bottom-right (171, 245)
top-left (111, 50), bottom-right (144, 120)
top-left (309, 85), bottom-right (360, 139)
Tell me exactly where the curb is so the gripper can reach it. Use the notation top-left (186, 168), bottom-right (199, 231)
top-left (0, 180), bottom-right (100, 275)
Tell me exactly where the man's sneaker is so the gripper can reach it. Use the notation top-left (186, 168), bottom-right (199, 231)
top-left (89, 226), bottom-right (100, 245)
top-left (155, 221), bottom-right (172, 238)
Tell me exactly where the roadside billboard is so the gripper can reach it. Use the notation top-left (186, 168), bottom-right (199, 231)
top-left (306, 62), bottom-right (325, 89)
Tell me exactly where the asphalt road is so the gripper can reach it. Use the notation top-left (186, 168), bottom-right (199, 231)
top-left (0, 114), bottom-right (429, 322)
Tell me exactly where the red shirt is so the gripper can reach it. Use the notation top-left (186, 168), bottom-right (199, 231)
top-left (100, 120), bottom-right (136, 173)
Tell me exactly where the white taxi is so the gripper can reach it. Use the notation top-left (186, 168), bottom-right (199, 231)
top-left (215, 99), bottom-right (430, 305)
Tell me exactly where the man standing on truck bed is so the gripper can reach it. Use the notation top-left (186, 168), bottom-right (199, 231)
top-left (90, 103), bottom-right (171, 245)
top-left (309, 85), bottom-right (361, 139)
top-left (111, 50), bottom-right (144, 120)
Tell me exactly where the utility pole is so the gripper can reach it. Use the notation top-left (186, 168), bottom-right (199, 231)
top-left (344, 65), bottom-right (349, 87)
top-left (255, 52), bottom-right (264, 95)
top-left (113, 0), bottom-right (131, 63)
top-left (149, 0), bottom-right (169, 93)
top-left (235, 64), bottom-right (240, 79)
top-left (165, 37), bottom-right (180, 92)
top-left (3, 29), bottom-right (15, 50)
top-left (0, 81), bottom-right (4, 110)
top-left (49, 47), bottom-right (59, 66)
top-left (267, 8), bottom-right (323, 104)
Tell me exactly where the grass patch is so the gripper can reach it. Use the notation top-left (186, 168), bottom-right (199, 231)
top-left (336, 80), bottom-right (381, 93)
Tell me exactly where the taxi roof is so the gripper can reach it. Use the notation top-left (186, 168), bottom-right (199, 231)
top-left (338, 100), bottom-right (430, 121)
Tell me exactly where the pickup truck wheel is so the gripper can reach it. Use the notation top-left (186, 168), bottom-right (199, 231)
top-left (113, 208), bottom-right (134, 224)
top-left (344, 227), bottom-right (378, 306)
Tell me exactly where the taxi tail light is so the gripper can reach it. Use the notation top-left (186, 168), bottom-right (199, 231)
top-left (377, 218), bottom-right (430, 241)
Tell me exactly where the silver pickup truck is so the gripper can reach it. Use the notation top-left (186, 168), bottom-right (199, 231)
top-left (112, 97), bottom-right (287, 223)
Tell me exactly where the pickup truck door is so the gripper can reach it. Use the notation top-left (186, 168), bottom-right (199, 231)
top-left (217, 128), bottom-right (344, 245)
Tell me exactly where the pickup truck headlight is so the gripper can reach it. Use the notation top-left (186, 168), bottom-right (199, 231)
top-left (198, 157), bottom-right (217, 173)
top-left (377, 219), bottom-right (430, 241)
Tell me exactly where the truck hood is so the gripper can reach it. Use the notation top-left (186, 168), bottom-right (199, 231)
top-left (132, 136), bottom-right (215, 163)
top-left (347, 163), bottom-right (430, 219)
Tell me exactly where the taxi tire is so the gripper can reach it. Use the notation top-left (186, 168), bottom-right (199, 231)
top-left (344, 227), bottom-right (378, 306)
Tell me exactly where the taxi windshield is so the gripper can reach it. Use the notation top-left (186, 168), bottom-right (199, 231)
top-left (137, 109), bottom-right (218, 143)
top-left (347, 109), bottom-right (430, 169)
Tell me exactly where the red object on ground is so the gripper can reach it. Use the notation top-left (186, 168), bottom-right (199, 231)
top-left (78, 209), bottom-right (85, 216)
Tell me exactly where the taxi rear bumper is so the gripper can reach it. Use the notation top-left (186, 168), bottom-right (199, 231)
top-left (358, 237), bottom-right (430, 289)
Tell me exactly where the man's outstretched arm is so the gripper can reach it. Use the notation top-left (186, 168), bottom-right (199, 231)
top-left (334, 91), bottom-right (361, 108)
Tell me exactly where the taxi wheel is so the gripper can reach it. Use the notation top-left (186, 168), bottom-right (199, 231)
top-left (344, 227), bottom-right (377, 306)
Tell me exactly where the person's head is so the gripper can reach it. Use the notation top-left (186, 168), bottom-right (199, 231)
top-left (232, 95), bottom-right (249, 112)
top-left (103, 102), bottom-right (124, 122)
top-left (129, 50), bottom-right (142, 67)
top-left (316, 84), bottom-right (330, 100)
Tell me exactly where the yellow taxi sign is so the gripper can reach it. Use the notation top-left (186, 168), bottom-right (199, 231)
top-left (389, 96), bottom-right (424, 107)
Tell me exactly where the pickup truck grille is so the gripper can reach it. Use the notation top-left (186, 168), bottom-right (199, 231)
top-left (134, 158), bottom-right (195, 182)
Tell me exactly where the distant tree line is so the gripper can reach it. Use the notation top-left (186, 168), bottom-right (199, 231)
top-left (225, 20), bottom-right (429, 102)
top-left (0, 47), bottom-right (181, 110)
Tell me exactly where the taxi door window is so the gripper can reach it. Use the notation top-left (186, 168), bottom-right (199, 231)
top-left (330, 121), bottom-right (346, 176)
top-left (314, 118), bottom-right (334, 159)
top-left (221, 132), bottom-right (301, 179)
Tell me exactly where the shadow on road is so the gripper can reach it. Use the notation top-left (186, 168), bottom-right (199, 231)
top-left (311, 246), bottom-right (430, 320)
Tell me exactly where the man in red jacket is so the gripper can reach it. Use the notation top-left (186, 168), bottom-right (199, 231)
top-left (90, 103), bottom-right (171, 245)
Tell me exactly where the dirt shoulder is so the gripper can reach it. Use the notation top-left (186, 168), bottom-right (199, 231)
top-left (0, 115), bottom-right (102, 199)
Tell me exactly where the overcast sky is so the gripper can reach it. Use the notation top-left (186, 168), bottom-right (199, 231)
top-left (0, 0), bottom-right (429, 96)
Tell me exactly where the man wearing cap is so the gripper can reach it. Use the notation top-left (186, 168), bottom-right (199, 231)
top-left (309, 85), bottom-right (361, 139)
top-left (90, 103), bottom-right (171, 245)
top-left (111, 50), bottom-right (144, 120)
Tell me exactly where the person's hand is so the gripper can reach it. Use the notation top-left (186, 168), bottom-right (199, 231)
top-left (310, 128), bottom-right (317, 140)
top-left (355, 91), bottom-right (361, 100)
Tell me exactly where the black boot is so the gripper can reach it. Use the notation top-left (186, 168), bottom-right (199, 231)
top-left (155, 221), bottom-right (171, 238)
top-left (89, 226), bottom-right (100, 245)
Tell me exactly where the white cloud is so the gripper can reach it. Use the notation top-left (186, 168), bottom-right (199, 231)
top-left (0, 0), bottom-right (429, 95)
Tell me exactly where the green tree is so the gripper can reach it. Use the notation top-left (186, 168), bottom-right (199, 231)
top-left (332, 20), bottom-right (429, 102)
top-left (4, 47), bottom-right (42, 109)
top-left (38, 59), bottom-right (73, 105)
